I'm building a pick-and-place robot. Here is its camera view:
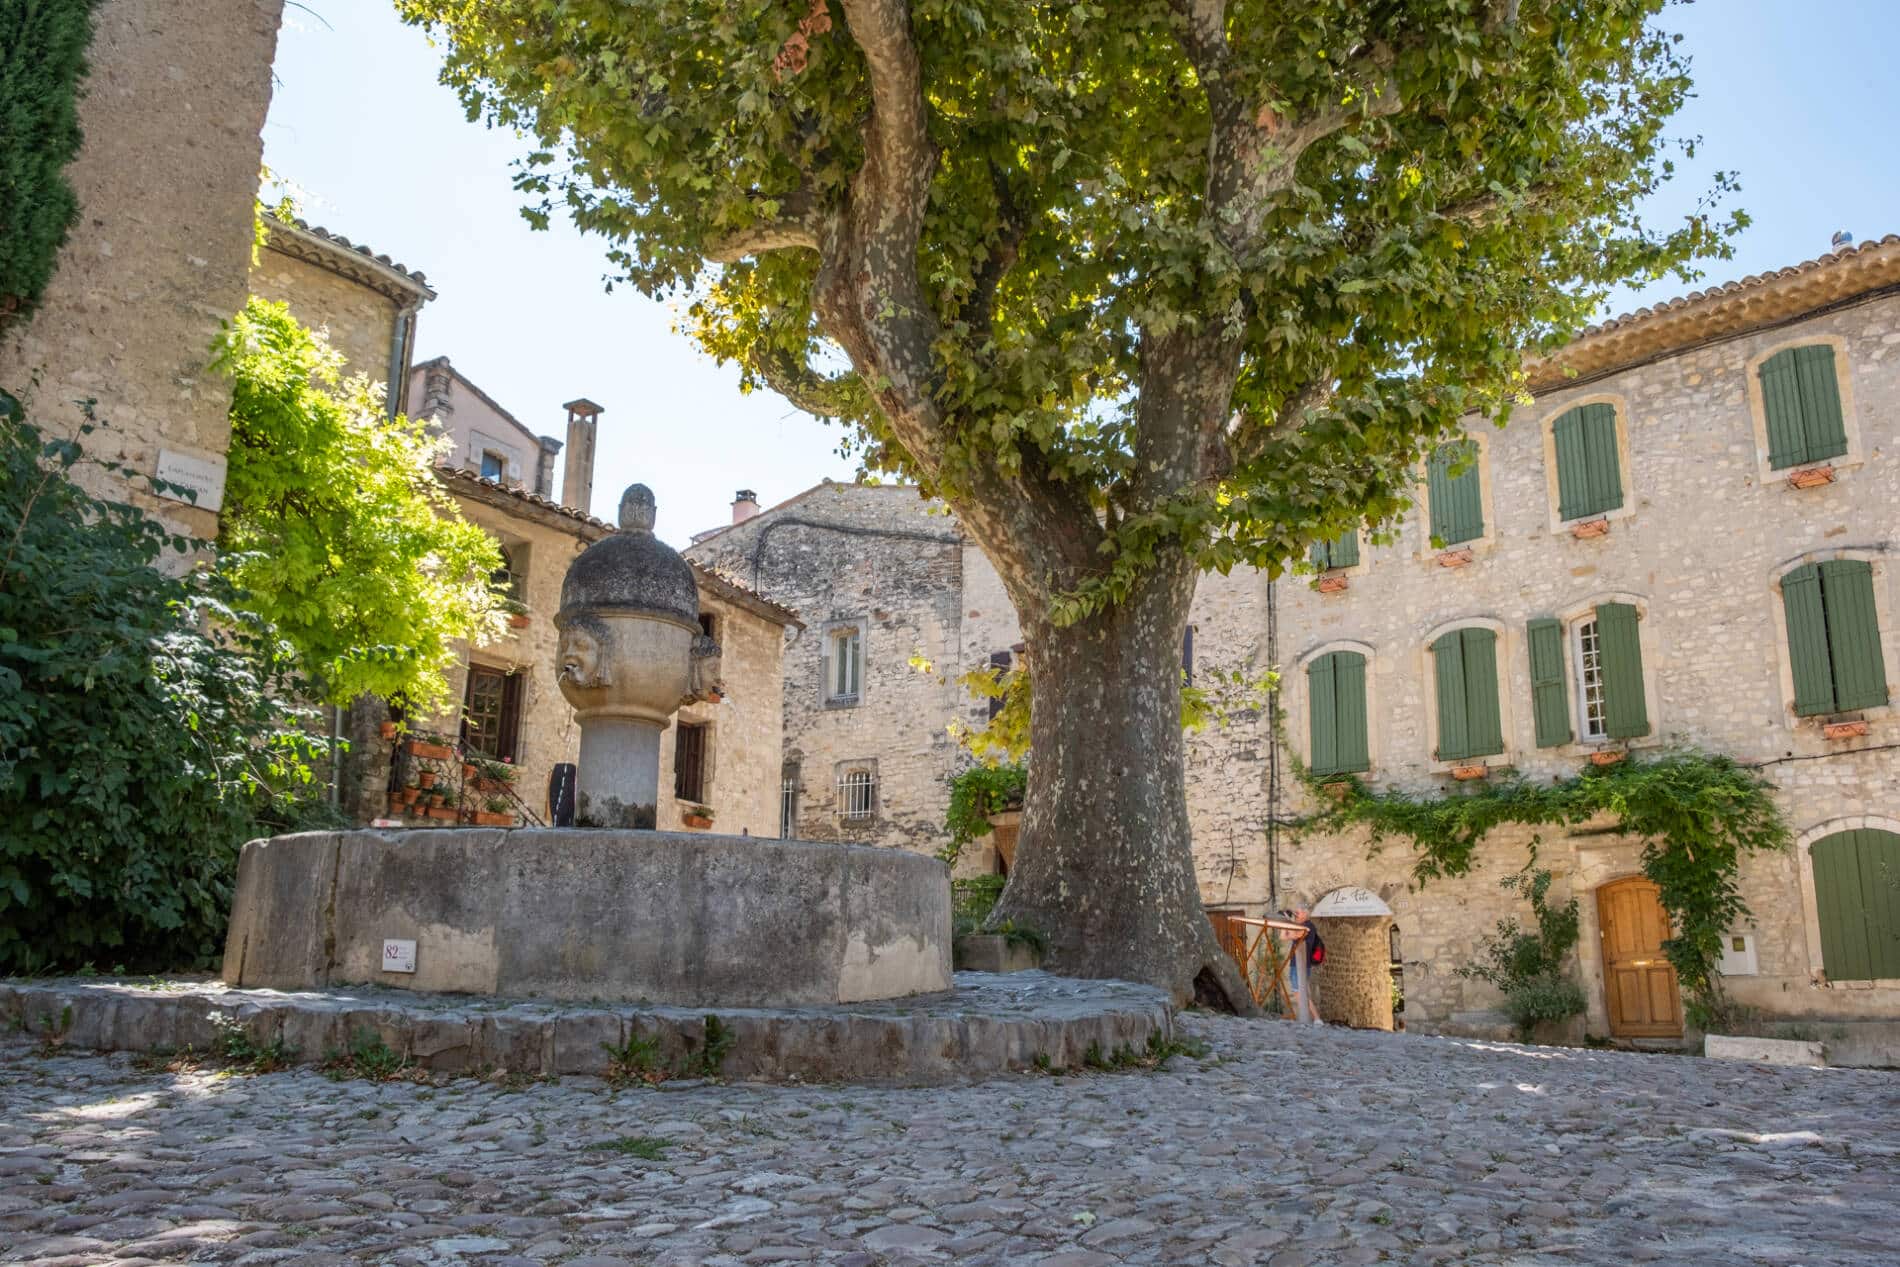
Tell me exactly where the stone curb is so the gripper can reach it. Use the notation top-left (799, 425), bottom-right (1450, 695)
top-left (0, 971), bottom-right (1172, 1086)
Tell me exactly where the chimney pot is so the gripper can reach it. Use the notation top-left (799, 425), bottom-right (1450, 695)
top-left (561, 398), bottom-right (604, 514)
top-left (732, 488), bottom-right (762, 525)
top-left (1832, 229), bottom-right (1855, 252)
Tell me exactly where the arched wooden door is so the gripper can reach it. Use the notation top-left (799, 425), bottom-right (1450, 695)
top-left (1597, 877), bottom-right (1682, 1038)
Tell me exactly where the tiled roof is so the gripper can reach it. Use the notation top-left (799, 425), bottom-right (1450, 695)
top-left (436, 463), bottom-right (612, 532)
top-left (262, 212), bottom-right (437, 304)
top-left (1528, 235), bottom-right (1900, 391)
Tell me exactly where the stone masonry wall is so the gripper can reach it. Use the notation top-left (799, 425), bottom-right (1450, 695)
top-left (249, 247), bottom-right (399, 395)
top-left (1274, 290), bottom-right (1900, 1037)
top-left (0, 0), bottom-right (285, 542)
top-left (655, 593), bottom-right (788, 839)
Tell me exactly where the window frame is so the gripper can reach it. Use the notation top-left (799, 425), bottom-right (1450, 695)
top-left (673, 719), bottom-right (712, 804)
top-left (479, 449), bottom-right (507, 482)
top-left (835, 761), bottom-right (879, 824)
top-left (1416, 430), bottom-right (1497, 560)
top-left (1745, 334), bottom-right (1863, 485)
top-left (1793, 816), bottom-right (1900, 990)
top-left (1296, 641), bottom-right (1378, 782)
top-left (1542, 595), bottom-right (1662, 757)
top-left (1420, 619), bottom-right (1512, 770)
top-left (1538, 394), bottom-right (1636, 534)
top-left (461, 663), bottom-right (523, 762)
top-left (819, 617), bottom-right (867, 708)
top-left (1771, 550), bottom-right (1895, 731)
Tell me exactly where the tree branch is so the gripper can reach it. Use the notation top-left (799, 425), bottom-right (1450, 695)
top-left (703, 186), bottom-right (824, 262)
top-left (747, 344), bottom-right (857, 419)
top-left (957, 161), bottom-right (1028, 336)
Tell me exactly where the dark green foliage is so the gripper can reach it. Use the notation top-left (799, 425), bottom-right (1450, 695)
top-left (321, 1028), bottom-right (414, 1081)
top-left (942, 762), bottom-right (1027, 865)
top-left (0, 0), bottom-right (99, 331)
top-left (1454, 866), bottom-right (1586, 1040)
top-left (0, 390), bottom-right (330, 974)
top-left (1301, 750), bottom-right (1790, 1017)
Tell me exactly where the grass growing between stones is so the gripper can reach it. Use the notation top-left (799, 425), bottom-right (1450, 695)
top-left (600, 1015), bottom-right (735, 1088)
top-left (128, 1016), bottom-right (298, 1076)
top-left (320, 1029), bottom-right (423, 1083)
top-left (582, 1135), bottom-right (670, 1160)
top-left (1048, 1031), bottom-right (1211, 1076)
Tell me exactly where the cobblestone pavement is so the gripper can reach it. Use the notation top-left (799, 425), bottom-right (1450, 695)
top-left (3, 1015), bottom-right (1895, 1266)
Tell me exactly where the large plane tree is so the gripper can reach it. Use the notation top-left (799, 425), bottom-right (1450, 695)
top-left (399, 0), bottom-right (1735, 1007)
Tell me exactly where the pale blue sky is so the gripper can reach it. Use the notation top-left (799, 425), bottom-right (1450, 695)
top-left (262, 1), bottom-right (1900, 544)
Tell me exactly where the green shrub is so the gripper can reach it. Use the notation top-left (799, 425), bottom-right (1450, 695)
top-left (0, 391), bottom-right (331, 974)
top-left (0, 0), bottom-right (100, 331)
top-left (1455, 866), bottom-right (1586, 1041)
top-left (941, 762), bottom-right (1025, 866)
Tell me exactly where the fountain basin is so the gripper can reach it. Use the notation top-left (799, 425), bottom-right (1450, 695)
top-left (222, 829), bottom-right (951, 1007)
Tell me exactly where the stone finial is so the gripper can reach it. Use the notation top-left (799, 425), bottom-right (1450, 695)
top-left (619, 483), bottom-right (657, 533)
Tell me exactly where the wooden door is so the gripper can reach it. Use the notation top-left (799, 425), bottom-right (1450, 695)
top-left (1597, 877), bottom-right (1682, 1038)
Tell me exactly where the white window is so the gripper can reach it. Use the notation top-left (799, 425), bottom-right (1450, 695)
top-left (839, 769), bottom-right (876, 821)
top-left (1574, 618), bottom-right (1608, 741)
top-left (830, 628), bottom-right (862, 700)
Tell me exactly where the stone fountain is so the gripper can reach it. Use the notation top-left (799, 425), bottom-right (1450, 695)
top-left (221, 485), bottom-right (952, 1008)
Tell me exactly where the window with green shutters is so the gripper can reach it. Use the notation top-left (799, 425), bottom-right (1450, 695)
top-left (1573, 602), bottom-right (1649, 741)
top-left (1431, 627), bottom-right (1503, 761)
top-left (1526, 618), bottom-right (1572, 747)
top-left (1759, 344), bottom-right (1848, 470)
top-left (1782, 559), bottom-right (1889, 716)
top-left (1309, 529), bottom-right (1359, 571)
top-left (1810, 828), bottom-right (1900, 982)
top-left (1427, 440), bottom-right (1484, 546)
top-left (1551, 403), bottom-right (1624, 521)
top-left (1307, 650), bottom-right (1370, 777)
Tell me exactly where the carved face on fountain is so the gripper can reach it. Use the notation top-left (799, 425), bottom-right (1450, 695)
top-left (557, 618), bottom-right (611, 690)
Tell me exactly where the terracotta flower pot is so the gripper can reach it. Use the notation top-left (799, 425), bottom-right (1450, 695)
top-left (403, 739), bottom-right (456, 761)
top-left (508, 613), bottom-right (531, 629)
top-left (1589, 749), bottom-right (1625, 766)
top-left (474, 810), bottom-right (514, 827)
top-left (378, 721), bottom-right (400, 740)
top-left (417, 770), bottom-right (437, 789)
top-left (399, 788), bottom-right (420, 805)
top-left (425, 806), bottom-right (458, 821)
top-left (683, 813), bottom-right (714, 830)
top-left (1315, 574), bottom-right (1350, 594)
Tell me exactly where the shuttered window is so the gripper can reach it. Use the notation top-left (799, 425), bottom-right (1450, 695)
top-left (1310, 530), bottom-right (1359, 571)
top-left (1783, 560), bottom-right (1889, 716)
top-left (1811, 828), bottom-right (1900, 982)
top-left (1427, 440), bottom-right (1484, 546)
top-left (1527, 618), bottom-right (1572, 747)
top-left (1431, 628), bottom-right (1503, 761)
top-left (1760, 345), bottom-right (1849, 470)
top-left (1551, 403), bottom-right (1624, 521)
top-left (1308, 651), bottom-right (1370, 777)
top-left (674, 721), bottom-right (709, 802)
top-left (1574, 604), bottom-right (1649, 741)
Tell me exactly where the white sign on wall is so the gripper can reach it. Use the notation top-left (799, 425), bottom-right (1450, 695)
top-left (381, 938), bottom-right (418, 974)
top-left (1311, 886), bottom-right (1393, 918)
top-left (154, 448), bottom-right (227, 512)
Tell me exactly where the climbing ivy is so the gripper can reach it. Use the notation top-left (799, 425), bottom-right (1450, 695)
top-left (1300, 751), bottom-right (1791, 1019)
top-left (942, 762), bottom-right (1027, 866)
top-left (0, 0), bottom-right (100, 332)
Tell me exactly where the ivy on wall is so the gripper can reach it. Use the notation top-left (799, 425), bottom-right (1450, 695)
top-left (1299, 751), bottom-right (1791, 1023)
top-left (0, 0), bottom-right (101, 332)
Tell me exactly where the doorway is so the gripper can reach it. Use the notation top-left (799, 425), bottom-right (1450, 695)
top-left (1596, 877), bottom-right (1682, 1038)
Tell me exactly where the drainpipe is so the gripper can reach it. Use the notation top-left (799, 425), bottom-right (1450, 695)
top-left (386, 301), bottom-right (420, 418)
top-left (1265, 573), bottom-right (1281, 909)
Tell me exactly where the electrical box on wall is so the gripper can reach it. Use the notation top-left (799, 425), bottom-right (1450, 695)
top-left (1716, 932), bottom-right (1758, 977)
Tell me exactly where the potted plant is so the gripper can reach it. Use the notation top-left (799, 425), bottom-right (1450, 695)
top-left (502, 597), bottom-right (531, 629)
top-left (378, 720), bottom-right (401, 740)
top-left (417, 769), bottom-right (437, 790)
top-left (474, 796), bottom-right (515, 827)
top-left (403, 731), bottom-right (457, 761)
top-left (682, 804), bottom-right (715, 829)
top-left (398, 783), bottom-right (422, 806)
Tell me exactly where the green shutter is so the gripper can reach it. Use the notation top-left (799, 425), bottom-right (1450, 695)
top-left (1596, 602), bottom-right (1649, 738)
top-left (1527, 618), bottom-right (1572, 747)
top-left (1428, 441), bottom-right (1484, 546)
top-left (1820, 559), bottom-right (1889, 711)
top-left (1782, 563), bottom-right (1835, 715)
top-left (1333, 652), bottom-right (1370, 774)
top-left (1312, 531), bottom-right (1358, 571)
top-left (1812, 829), bottom-right (1900, 982)
top-left (1461, 628), bottom-right (1504, 757)
top-left (1553, 404), bottom-right (1623, 521)
top-left (1762, 345), bottom-right (1848, 470)
top-left (1308, 653), bottom-right (1338, 776)
top-left (1432, 631), bottom-right (1468, 760)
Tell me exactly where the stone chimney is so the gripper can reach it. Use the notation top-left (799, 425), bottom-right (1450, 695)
top-left (534, 435), bottom-right (564, 499)
top-left (732, 489), bottom-right (761, 525)
top-left (562, 398), bottom-right (604, 513)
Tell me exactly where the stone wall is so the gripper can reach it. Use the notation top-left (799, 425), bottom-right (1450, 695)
top-left (0, 0), bottom-right (286, 540)
top-left (249, 247), bottom-right (399, 395)
top-left (1274, 289), bottom-right (1900, 1037)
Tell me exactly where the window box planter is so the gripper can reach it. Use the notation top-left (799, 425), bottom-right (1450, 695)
top-left (507, 613), bottom-right (531, 629)
top-left (403, 739), bottom-right (457, 761)
top-left (1588, 749), bottom-right (1625, 767)
top-left (1448, 763), bottom-right (1489, 781)
top-left (1315, 573), bottom-right (1350, 594)
top-left (1824, 719), bottom-right (1870, 740)
top-left (1570, 517), bottom-right (1610, 540)
top-left (424, 806), bottom-right (459, 822)
top-left (682, 805), bottom-right (716, 829)
top-left (1320, 780), bottom-right (1353, 802)
top-left (1436, 547), bottom-right (1474, 568)
top-left (1788, 464), bottom-right (1836, 490)
top-left (472, 810), bottom-right (514, 827)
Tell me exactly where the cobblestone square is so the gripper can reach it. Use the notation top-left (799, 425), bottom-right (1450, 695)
top-left (3, 1016), bottom-right (1894, 1266)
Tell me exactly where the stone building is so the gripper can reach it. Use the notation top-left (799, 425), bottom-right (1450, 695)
top-left (0, 0), bottom-right (286, 541)
top-left (701, 236), bottom-right (1900, 1054)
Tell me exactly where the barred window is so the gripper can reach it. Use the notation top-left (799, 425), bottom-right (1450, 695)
top-left (780, 765), bottom-right (799, 839)
top-left (838, 769), bottom-right (877, 821)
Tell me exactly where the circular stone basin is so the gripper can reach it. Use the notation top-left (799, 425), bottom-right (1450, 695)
top-left (222, 829), bottom-right (951, 1007)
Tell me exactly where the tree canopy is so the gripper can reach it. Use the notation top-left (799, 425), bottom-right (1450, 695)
top-left (216, 297), bottom-right (503, 713)
top-left (401, 0), bottom-right (1735, 621)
